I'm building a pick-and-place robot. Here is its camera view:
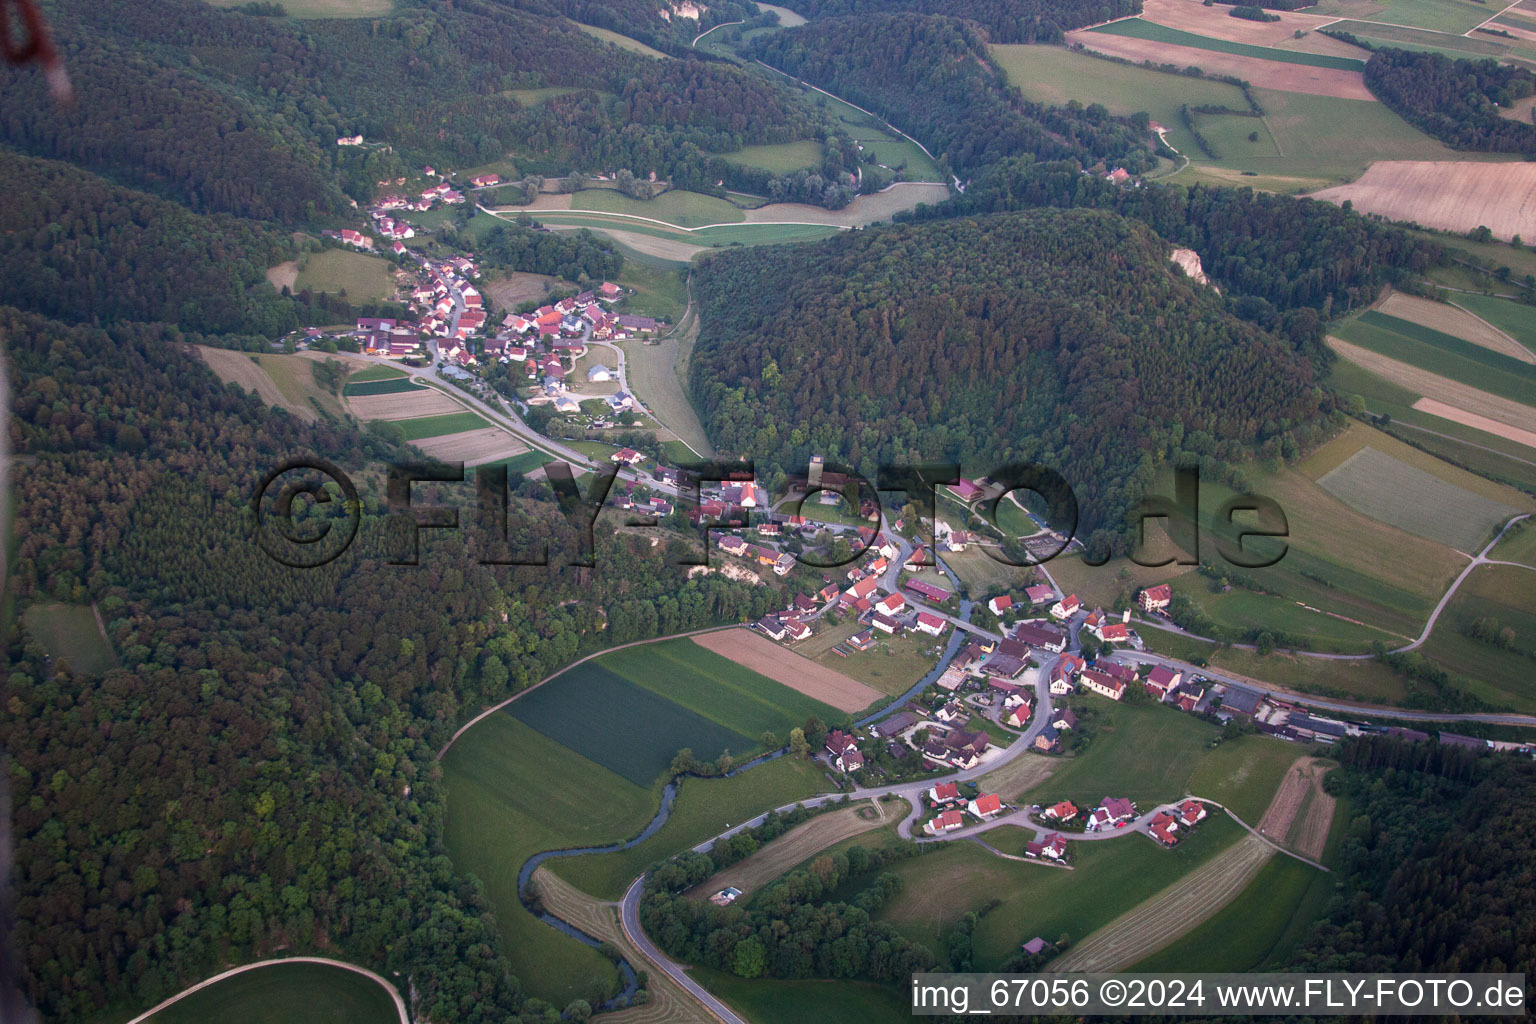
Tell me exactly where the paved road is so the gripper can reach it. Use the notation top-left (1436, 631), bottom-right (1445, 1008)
top-left (620, 876), bottom-right (749, 1024)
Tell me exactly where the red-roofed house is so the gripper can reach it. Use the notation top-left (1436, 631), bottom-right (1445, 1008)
top-left (906, 579), bottom-right (951, 603)
top-left (1178, 800), bottom-right (1208, 826)
top-left (1146, 665), bottom-right (1182, 700)
top-left (988, 594), bottom-right (1013, 616)
top-left (1050, 594), bottom-right (1081, 620)
top-left (1044, 800), bottom-right (1078, 821)
top-left (1139, 584), bottom-right (1172, 613)
top-left (877, 592), bottom-right (906, 616)
top-left (1025, 583), bottom-right (1055, 605)
top-left (929, 781), bottom-right (960, 805)
top-left (1149, 811), bottom-right (1180, 846)
top-left (1080, 668), bottom-right (1126, 701)
top-left (926, 809), bottom-right (965, 835)
top-left (951, 478), bottom-right (983, 501)
top-left (968, 793), bottom-right (1003, 819)
top-left (914, 612), bottom-right (947, 637)
top-left (610, 448), bottom-right (645, 466)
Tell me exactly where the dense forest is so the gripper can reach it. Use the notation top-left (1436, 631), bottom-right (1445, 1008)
top-left (502, 0), bottom-right (761, 56)
top-left (914, 156), bottom-right (1443, 333)
top-left (4, 309), bottom-right (792, 1023)
top-left (477, 219), bottom-right (624, 282)
top-left (689, 208), bottom-right (1331, 549)
top-left (1293, 739), bottom-right (1536, 976)
top-left (775, 0), bottom-right (1140, 43)
top-left (750, 14), bottom-right (1157, 179)
top-left (1364, 49), bottom-right (1536, 153)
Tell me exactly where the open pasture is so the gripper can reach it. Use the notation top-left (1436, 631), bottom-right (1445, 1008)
top-left (812, 630), bottom-right (944, 697)
top-left (291, 248), bottom-right (396, 302)
top-left (694, 971), bottom-right (908, 1024)
top-left (443, 714), bottom-right (655, 1005)
top-left (484, 271), bottom-right (571, 309)
top-left (1024, 701), bottom-right (1220, 807)
top-left (597, 637), bottom-right (845, 738)
top-left (1337, 311), bottom-right (1536, 410)
top-left (1413, 399), bottom-right (1536, 450)
top-left (721, 140), bottom-right (824, 174)
top-left (1327, 337), bottom-right (1536, 440)
top-left (410, 428), bottom-right (528, 467)
top-left (343, 376), bottom-right (425, 398)
top-left (576, 23), bottom-right (668, 58)
top-left (572, 188), bottom-right (745, 228)
top-left (198, 348), bottom-right (349, 421)
top-left (395, 411), bottom-right (490, 441)
top-left (691, 628), bottom-right (884, 712)
top-left (1046, 835), bottom-right (1275, 972)
top-left (142, 961), bottom-right (401, 1024)
top-left (1380, 292), bottom-right (1536, 365)
top-left (1317, 445), bottom-right (1525, 551)
top-left (1066, 28), bottom-right (1374, 99)
top-left (1329, 19), bottom-right (1513, 57)
top-left (207, 0), bottom-right (394, 15)
top-left (507, 662), bottom-right (754, 784)
top-left (346, 364), bottom-right (408, 384)
top-left (1185, 736), bottom-right (1303, 825)
top-left (740, 183), bottom-right (951, 226)
top-left (22, 603), bottom-right (116, 676)
top-left (1420, 563), bottom-right (1536, 710)
top-left (1310, 160), bottom-right (1536, 241)
top-left (1453, 293), bottom-right (1536, 357)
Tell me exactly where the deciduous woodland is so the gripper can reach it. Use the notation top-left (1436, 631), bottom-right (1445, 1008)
top-left (689, 208), bottom-right (1329, 549)
top-left (1363, 49), bottom-right (1536, 154)
top-left (775, 0), bottom-right (1141, 43)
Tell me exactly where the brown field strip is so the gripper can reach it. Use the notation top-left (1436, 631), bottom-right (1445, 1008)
top-left (978, 752), bottom-right (1059, 804)
top-left (346, 389), bottom-right (461, 421)
top-left (1381, 293), bottom-right (1536, 365)
top-left (1310, 161), bottom-right (1536, 241)
top-left (1063, 30), bottom-right (1374, 99)
top-left (197, 346), bottom-right (316, 421)
top-left (550, 225), bottom-right (709, 262)
top-left (411, 428), bottom-right (528, 466)
top-left (1413, 398), bottom-right (1536, 450)
top-left (1284, 762), bottom-right (1337, 862)
top-left (1257, 756), bottom-right (1319, 841)
top-left (529, 867), bottom-right (716, 1024)
top-left (1046, 835), bottom-right (1275, 972)
top-left (1139, 0), bottom-right (1346, 46)
top-left (691, 628), bottom-right (884, 713)
top-left (690, 804), bottom-right (888, 898)
top-left (1328, 336), bottom-right (1536, 436)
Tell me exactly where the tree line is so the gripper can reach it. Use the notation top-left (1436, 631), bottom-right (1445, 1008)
top-left (1364, 48), bottom-right (1536, 154)
top-left (775, 0), bottom-right (1142, 43)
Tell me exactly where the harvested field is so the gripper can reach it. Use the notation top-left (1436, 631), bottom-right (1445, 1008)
top-left (1046, 835), bottom-right (1274, 972)
top-left (528, 867), bottom-right (716, 1024)
top-left (1381, 293), bottom-right (1536, 365)
top-left (692, 804), bottom-right (887, 898)
top-left (346, 389), bottom-right (462, 421)
top-left (1140, 0), bottom-right (1342, 46)
top-left (741, 183), bottom-right (951, 226)
top-left (197, 347), bottom-right (315, 421)
top-left (1256, 756), bottom-right (1317, 842)
top-left (1309, 161), bottom-right (1536, 241)
top-left (977, 751), bottom-right (1058, 804)
top-left (550, 225), bottom-right (707, 263)
top-left (1413, 398), bottom-right (1536, 449)
top-left (690, 629), bottom-right (884, 713)
top-left (484, 271), bottom-right (570, 309)
top-left (1328, 336), bottom-right (1536, 435)
top-left (1065, 29), bottom-right (1374, 99)
top-left (1285, 763), bottom-right (1336, 862)
top-left (411, 428), bottom-right (528, 467)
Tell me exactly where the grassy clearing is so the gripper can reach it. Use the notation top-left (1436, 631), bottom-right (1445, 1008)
top-left (1453, 294), bottom-right (1536, 356)
top-left (507, 663), bottom-right (754, 785)
top-left (693, 970), bottom-right (908, 1024)
top-left (395, 412), bottom-right (489, 441)
top-left (1091, 19), bottom-right (1365, 69)
top-left (572, 189), bottom-right (745, 228)
top-left (22, 603), bottom-right (115, 675)
top-left (617, 259), bottom-right (688, 322)
top-left (1169, 574), bottom-right (1406, 650)
top-left (694, 804), bottom-right (887, 897)
top-left (477, 449), bottom-right (553, 476)
top-left (879, 815), bottom-right (1244, 967)
top-left (1420, 563), bottom-right (1536, 711)
top-left (1186, 737), bottom-right (1306, 824)
top-left (720, 140), bottom-right (824, 174)
top-left (809, 91), bottom-right (945, 183)
top-left (143, 962), bottom-right (398, 1024)
top-left (208, 0), bottom-right (393, 15)
top-left (941, 545), bottom-right (1039, 595)
top-left (548, 754), bottom-right (827, 899)
top-left (813, 630), bottom-right (944, 697)
top-left (1129, 851), bottom-right (1331, 971)
top-left (442, 715), bottom-right (655, 1005)
top-left (576, 23), bottom-right (667, 58)
top-left (347, 364), bottom-right (407, 383)
top-left (1022, 701), bottom-right (1220, 807)
top-left (1316, 444), bottom-right (1524, 552)
top-left (1351, 0), bottom-right (1500, 33)
top-left (596, 639), bottom-right (843, 741)
top-left (290, 249), bottom-right (395, 303)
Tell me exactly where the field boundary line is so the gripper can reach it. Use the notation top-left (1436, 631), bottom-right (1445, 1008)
top-left (121, 956), bottom-right (408, 1024)
top-left (437, 624), bottom-right (743, 759)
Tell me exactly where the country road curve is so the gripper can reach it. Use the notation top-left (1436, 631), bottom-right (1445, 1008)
top-left (122, 957), bottom-right (408, 1024)
top-left (621, 876), bottom-right (749, 1024)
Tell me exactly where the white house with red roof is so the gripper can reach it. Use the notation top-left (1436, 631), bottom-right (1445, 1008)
top-left (1145, 665), bottom-right (1182, 700)
top-left (610, 448), bottom-right (645, 466)
top-left (926, 809), bottom-right (965, 835)
top-left (968, 793), bottom-right (1003, 819)
top-left (929, 781), bottom-right (961, 805)
top-left (1149, 811), bottom-right (1180, 846)
top-left (914, 611), bottom-right (947, 637)
top-left (1178, 800), bottom-right (1208, 826)
top-left (1138, 584), bottom-right (1172, 613)
top-left (1080, 668), bottom-right (1126, 701)
top-left (876, 592), bottom-right (906, 616)
top-left (988, 594), bottom-right (1013, 616)
top-left (1025, 583), bottom-right (1055, 605)
top-left (1049, 594), bottom-right (1081, 621)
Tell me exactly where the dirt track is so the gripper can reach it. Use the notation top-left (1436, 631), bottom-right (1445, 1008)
top-left (1310, 160), bottom-right (1536, 241)
top-left (691, 804), bottom-right (887, 898)
top-left (1064, 30), bottom-right (1374, 99)
top-left (1327, 336), bottom-right (1536, 437)
top-left (691, 628), bottom-right (884, 713)
top-left (1047, 835), bottom-right (1274, 972)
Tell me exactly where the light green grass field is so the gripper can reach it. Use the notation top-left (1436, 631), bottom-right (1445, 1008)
top-left (443, 715), bottom-right (654, 1006)
top-left (721, 140), bottom-right (825, 174)
top-left (1142, 628), bottom-right (1414, 704)
top-left (572, 189), bottom-right (745, 228)
top-left (548, 754), bottom-right (828, 899)
top-left (693, 970), bottom-right (908, 1024)
top-left (1330, 19), bottom-right (1511, 58)
top-left (1491, 519), bottom-right (1536, 567)
top-left (531, 212), bottom-right (841, 247)
top-left (143, 962), bottom-right (398, 1024)
top-left (879, 815), bottom-right (1245, 967)
top-left (1170, 575), bottom-right (1405, 650)
top-left (343, 376), bottom-right (425, 397)
top-left (1023, 702), bottom-right (1220, 807)
top-left (1091, 19), bottom-right (1366, 69)
top-left (293, 249), bottom-right (395, 303)
top-left (1334, 313), bottom-right (1536, 408)
top-left (1420, 563), bottom-right (1536, 710)
top-left (814, 630), bottom-right (944, 697)
top-left (22, 603), bottom-right (115, 675)
top-left (940, 545), bottom-right (1038, 595)
top-left (617, 259), bottom-right (688, 321)
top-left (397, 412), bottom-right (490, 441)
top-left (1452, 294), bottom-right (1536, 355)
top-left (1185, 735), bottom-right (1306, 824)
top-left (1317, 445), bottom-right (1525, 552)
top-left (347, 364), bottom-right (408, 384)
top-left (811, 91), bottom-right (945, 182)
top-left (576, 23), bottom-right (668, 58)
